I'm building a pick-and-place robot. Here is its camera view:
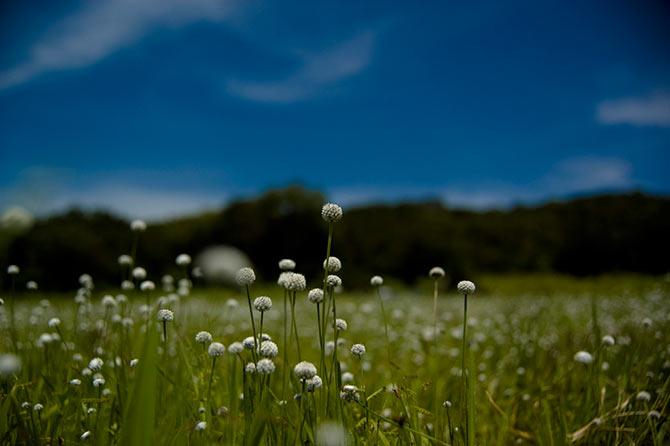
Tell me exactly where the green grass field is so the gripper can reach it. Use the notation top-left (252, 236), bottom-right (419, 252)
top-left (0, 274), bottom-right (668, 445)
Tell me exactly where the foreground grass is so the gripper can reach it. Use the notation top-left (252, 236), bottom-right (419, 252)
top-left (1, 276), bottom-right (669, 445)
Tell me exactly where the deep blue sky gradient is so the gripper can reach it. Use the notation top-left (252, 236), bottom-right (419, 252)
top-left (1, 0), bottom-right (668, 219)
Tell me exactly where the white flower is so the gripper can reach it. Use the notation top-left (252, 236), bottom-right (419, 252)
top-left (176, 254), bottom-right (192, 266)
top-left (93, 377), bottom-right (105, 387)
top-left (457, 280), bottom-right (475, 294)
top-left (0, 354), bottom-right (21, 376)
top-left (236, 267), bottom-right (256, 286)
top-left (101, 295), bottom-right (117, 308)
top-left (118, 255), bottom-right (133, 266)
top-left (278, 259), bottom-right (296, 271)
top-left (370, 275), bottom-right (383, 286)
top-left (26, 281), bottom-right (38, 290)
top-left (294, 361), bottom-right (317, 380)
top-left (195, 331), bottom-right (213, 345)
top-left (323, 256), bottom-right (342, 273)
top-left (208, 342), bottom-right (226, 357)
top-left (340, 385), bottom-right (359, 402)
top-left (21, 402), bottom-right (31, 409)
top-left (429, 267), bottom-right (445, 278)
top-left (335, 319), bottom-right (347, 331)
top-left (245, 362), bottom-right (256, 374)
top-left (69, 378), bottom-right (81, 386)
top-left (228, 342), bottom-right (244, 354)
top-left (7, 265), bottom-right (19, 275)
top-left (33, 403), bottom-right (43, 412)
top-left (242, 337), bottom-right (256, 350)
top-left (88, 357), bottom-right (104, 372)
top-left (636, 391), bottom-right (651, 402)
top-left (351, 344), bottom-right (366, 358)
top-left (157, 309), bottom-right (174, 322)
top-left (132, 267), bottom-right (147, 280)
top-left (116, 294), bottom-right (128, 304)
top-left (306, 375), bottom-right (322, 392)
top-left (79, 274), bottom-right (93, 288)
top-left (260, 341), bottom-right (279, 358)
top-left (48, 318), bottom-right (61, 328)
top-left (256, 359), bottom-right (275, 374)
top-left (642, 317), bottom-right (652, 328)
top-left (253, 296), bottom-right (272, 312)
top-left (308, 288), bottom-right (324, 303)
top-left (574, 351), bottom-right (593, 364)
top-left (195, 421), bottom-right (207, 431)
top-left (341, 372), bottom-right (354, 383)
top-left (321, 203), bottom-right (343, 223)
top-left (443, 400), bottom-right (452, 408)
top-left (285, 273), bottom-right (306, 291)
top-left (326, 275), bottom-right (342, 287)
top-left (121, 280), bottom-right (135, 290)
top-left (602, 335), bottom-right (615, 346)
top-left (140, 280), bottom-right (155, 292)
top-left (130, 219), bottom-right (147, 232)
top-left (129, 359), bottom-right (139, 368)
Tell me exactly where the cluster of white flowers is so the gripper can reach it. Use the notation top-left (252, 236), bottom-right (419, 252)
top-left (308, 288), bottom-right (324, 303)
top-left (351, 344), bottom-right (366, 358)
top-left (157, 309), bottom-right (174, 322)
top-left (253, 296), bottom-right (272, 312)
top-left (294, 361), bottom-right (317, 381)
top-left (259, 341), bottom-right (279, 358)
top-left (256, 359), bottom-right (276, 375)
top-left (326, 275), bottom-right (342, 288)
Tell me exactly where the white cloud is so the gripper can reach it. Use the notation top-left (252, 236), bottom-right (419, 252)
top-left (226, 31), bottom-right (375, 103)
top-left (0, 0), bottom-right (239, 89)
top-left (597, 91), bottom-right (670, 127)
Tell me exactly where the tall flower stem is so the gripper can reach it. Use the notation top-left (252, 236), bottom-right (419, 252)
top-left (290, 291), bottom-right (302, 360)
top-left (460, 292), bottom-right (469, 445)
top-left (376, 287), bottom-right (391, 363)
top-left (245, 285), bottom-right (258, 362)
top-left (207, 357), bottom-right (216, 405)
top-left (282, 288), bottom-right (289, 401)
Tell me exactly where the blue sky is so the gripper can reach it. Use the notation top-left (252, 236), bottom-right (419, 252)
top-left (1, 0), bottom-right (669, 219)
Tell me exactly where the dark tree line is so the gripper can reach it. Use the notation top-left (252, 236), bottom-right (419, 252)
top-left (2, 187), bottom-right (669, 291)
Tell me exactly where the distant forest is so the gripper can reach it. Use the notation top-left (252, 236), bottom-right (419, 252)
top-left (1, 187), bottom-right (669, 291)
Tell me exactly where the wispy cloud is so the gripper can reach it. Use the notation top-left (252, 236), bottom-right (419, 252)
top-left (226, 31), bottom-right (375, 103)
top-left (597, 91), bottom-right (670, 127)
top-left (0, 0), bottom-right (239, 90)
top-left (330, 157), bottom-right (636, 210)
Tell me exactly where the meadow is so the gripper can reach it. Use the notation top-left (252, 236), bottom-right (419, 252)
top-left (0, 204), bottom-right (668, 445)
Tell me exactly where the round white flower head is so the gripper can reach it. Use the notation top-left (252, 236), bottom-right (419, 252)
top-left (69, 378), bottom-right (81, 386)
top-left (308, 288), bottom-right (324, 303)
top-left (81, 431), bottom-right (91, 440)
top-left (245, 362), bottom-right (256, 374)
top-left (176, 253), bottom-right (192, 266)
top-left (278, 259), bottom-right (296, 271)
top-left (574, 351), bottom-right (593, 364)
top-left (48, 318), bottom-right (61, 328)
top-left (132, 267), bottom-right (147, 280)
top-left (118, 254), bottom-right (133, 266)
top-left (101, 295), bottom-right (116, 308)
top-left (130, 219), bottom-right (147, 232)
top-left (642, 317), bottom-right (652, 328)
top-left (208, 342), bottom-right (226, 357)
top-left (351, 344), bottom-right (366, 358)
top-left (306, 375), bottom-right (323, 392)
top-left (33, 403), bottom-right (44, 412)
top-left (116, 294), bottom-right (128, 304)
top-left (79, 273), bottom-right (93, 287)
top-left (648, 410), bottom-right (661, 419)
top-left (93, 377), bottom-right (105, 387)
top-left (326, 275), bottom-right (342, 288)
top-left (285, 273), bottom-right (306, 291)
top-left (321, 203), bottom-right (343, 223)
top-left (601, 335), bottom-right (615, 346)
top-left (294, 361), bottom-right (317, 380)
top-left (157, 309), bottom-right (174, 322)
top-left (195, 331), bottom-right (213, 344)
top-left (7, 265), bottom-right (19, 275)
top-left (430, 267), bottom-right (445, 278)
top-left (277, 272), bottom-right (292, 288)
top-left (335, 318), bottom-right (348, 331)
top-left (256, 358), bottom-right (276, 375)
top-left (129, 359), bottom-right (139, 368)
top-left (341, 371), bottom-right (354, 383)
top-left (236, 267), bottom-right (256, 286)
top-left (26, 281), bottom-right (38, 290)
top-left (0, 354), bottom-right (21, 376)
top-left (140, 280), bottom-right (155, 292)
top-left (340, 385), bottom-right (359, 402)
top-left (253, 296), bottom-right (272, 312)
top-left (242, 337), bottom-right (256, 350)
top-left (121, 280), bottom-right (134, 290)
top-left (370, 275), bottom-right (383, 286)
top-left (260, 340), bottom-right (279, 358)
top-left (323, 256), bottom-right (342, 273)
top-left (636, 390), bottom-right (651, 402)
top-left (228, 342), bottom-right (244, 354)
top-left (443, 400), bottom-right (452, 408)
top-left (195, 421), bottom-right (207, 432)
top-left (88, 357), bottom-right (104, 372)
top-left (21, 402), bottom-right (31, 410)
top-left (457, 280), bottom-right (476, 295)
